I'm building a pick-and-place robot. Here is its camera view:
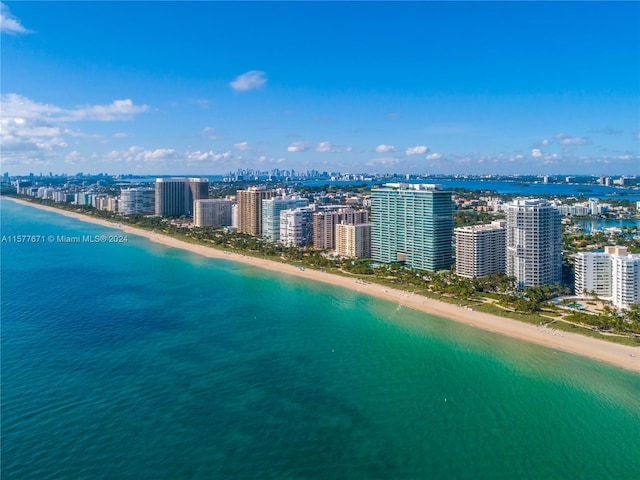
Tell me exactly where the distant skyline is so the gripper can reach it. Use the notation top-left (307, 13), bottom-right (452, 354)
top-left (1, 1), bottom-right (639, 176)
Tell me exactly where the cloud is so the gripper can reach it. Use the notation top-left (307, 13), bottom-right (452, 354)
top-left (426, 152), bottom-right (442, 161)
top-left (103, 146), bottom-right (178, 165)
top-left (541, 139), bottom-right (549, 146)
top-left (114, 132), bottom-right (134, 138)
top-left (553, 132), bottom-right (568, 139)
top-left (315, 141), bottom-right (352, 153)
top-left (234, 141), bottom-right (250, 151)
top-left (1, 94), bottom-right (150, 122)
top-left (633, 130), bottom-right (640, 140)
top-left (287, 142), bottom-right (307, 152)
top-left (200, 126), bottom-right (221, 140)
top-left (531, 148), bottom-right (543, 158)
top-left (560, 136), bottom-right (590, 146)
top-left (405, 145), bottom-right (428, 155)
top-left (186, 150), bottom-right (232, 162)
top-left (230, 70), bottom-right (267, 91)
top-left (376, 144), bottom-right (396, 153)
top-left (1, 2), bottom-right (32, 35)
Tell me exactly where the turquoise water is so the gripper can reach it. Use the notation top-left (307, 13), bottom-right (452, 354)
top-left (2, 199), bottom-right (639, 479)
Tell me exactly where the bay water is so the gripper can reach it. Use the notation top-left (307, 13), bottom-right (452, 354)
top-left (2, 199), bottom-right (639, 479)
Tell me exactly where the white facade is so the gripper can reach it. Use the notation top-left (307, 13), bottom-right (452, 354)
top-left (455, 221), bottom-right (506, 278)
top-left (279, 206), bottom-right (316, 247)
top-left (611, 251), bottom-right (640, 309)
top-left (193, 199), bottom-right (233, 227)
top-left (575, 246), bottom-right (640, 309)
top-left (574, 252), bottom-right (612, 298)
top-left (506, 199), bottom-right (562, 288)
top-left (262, 197), bottom-right (309, 242)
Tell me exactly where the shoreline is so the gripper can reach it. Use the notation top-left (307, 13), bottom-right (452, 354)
top-left (4, 197), bottom-right (640, 374)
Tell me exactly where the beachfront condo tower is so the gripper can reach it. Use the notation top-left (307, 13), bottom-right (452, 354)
top-left (455, 221), bottom-right (506, 278)
top-left (371, 183), bottom-right (453, 272)
top-left (506, 198), bottom-right (562, 288)
top-left (262, 196), bottom-right (309, 242)
top-left (155, 178), bottom-right (209, 217)
top-left (313, 208), bottom-right (369, 250)
top-left (236, 187), bottom-right (276, 235)
top-left (193, 199), bottom-right (233, 227)
top-left (576, 246), bottom-right (640, 309)
top-left (335, 223), bottom-right (372, 258)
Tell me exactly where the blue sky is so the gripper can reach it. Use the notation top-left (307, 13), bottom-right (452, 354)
top-left (1, 1), bottom-right (639, 176)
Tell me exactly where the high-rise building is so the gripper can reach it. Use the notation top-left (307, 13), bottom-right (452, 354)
top-left (313, 208), bottom-right (369, 250)
top-left (371, 183), bottom-right (453, 271)
top-left (189, 178), bottom-right (209, 205)
top-left (506, 198), bottom-right (562, 288)
top-left (455, 221), bottom-right (506, 278)
top-left (612, 253), bottom-right (640, 309)
top-left (335, 223), bottom-right (372, 258)
top-left (576, 246), bottom-right (640, 309)
top-left (119, 187), bottom-right (155, 215)
top-left (155, 178), bottom-right (209, 217)
top-left (262, 196), bottom-right (309, 242)
top-left (193, 199), bottom-right (233, 227)
top-left (236, 187), bottom-right (276, 235)
top-left (574, 251), bottom-right (612, 298)
top-left (279, 205), bottom-right (317, 247)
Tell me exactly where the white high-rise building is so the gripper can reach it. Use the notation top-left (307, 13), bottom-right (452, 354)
top-left (262, 196), bottom-right (309, 242)
top-left (506, 199), bottom-right (562, 288)
top-left (279, 205), bottom-right (317, 247)
top-left (455, 221), bottom-right (506, 278)
top-left (576, 246), bottom-right (640, 309)
top-left (193, 199), bottom-right (233, 227)
top-left (574, 251), bottom-right (612, 298)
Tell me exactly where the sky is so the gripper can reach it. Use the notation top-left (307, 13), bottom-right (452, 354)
top-left (1, 1), bottom-right (639, 177)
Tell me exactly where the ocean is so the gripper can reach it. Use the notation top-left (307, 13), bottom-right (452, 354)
top-left (2, 199), bottom-right (639, 479)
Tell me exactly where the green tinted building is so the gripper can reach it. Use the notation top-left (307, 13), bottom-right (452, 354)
top-left (371, 183), bottom-right (453, 271)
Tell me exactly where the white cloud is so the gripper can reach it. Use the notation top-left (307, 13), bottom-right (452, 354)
top-left (560, 137), bottom-right (590, 146)
top-left (553, 132), bottom-right (568, 139)
top-left (405, 145), bottom-right (428, 155)
top-left (287, 142), bottom-right (307, 152)
top-left (1, 94), bottom-right (149, 122)
top-left (187, 150), bottom-right (232, 162)
top-left (234, 141), bottom-right (250, 151)
top-left (315, 141), bottom-right (352, 153)
top-left (541, 139), bottom-right (549, 145)
top-left (114, 132), bottom-right (134, 138)
top-left (376, 144), bottom-right (396, 153)
top-left (426, 152), bottom-right (442, 161)
top-left (230, 70), bottom-right (267, 91)
top-left (1, 2), bottom-right (32, 35)
top-left (531, 148), bottom-right (543, 158)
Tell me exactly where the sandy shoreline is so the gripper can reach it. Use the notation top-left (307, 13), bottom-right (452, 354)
top-left (5, 197), bottom-right (640, 374)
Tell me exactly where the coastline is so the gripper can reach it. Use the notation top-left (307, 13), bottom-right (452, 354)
top-left (5, 197), bottom-right (640, 374)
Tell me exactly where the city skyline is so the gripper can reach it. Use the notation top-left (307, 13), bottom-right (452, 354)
top-left (1, 1), bottom-right (639, 176)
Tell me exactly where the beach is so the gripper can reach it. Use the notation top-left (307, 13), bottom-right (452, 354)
top-left (5, 197), bottom-right (640, 373)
